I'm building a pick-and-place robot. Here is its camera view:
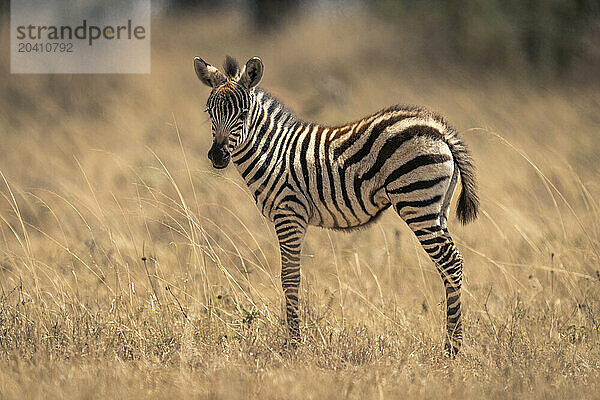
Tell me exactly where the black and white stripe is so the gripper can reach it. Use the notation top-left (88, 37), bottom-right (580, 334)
top-left (194, 56), bottom-right (479, 355)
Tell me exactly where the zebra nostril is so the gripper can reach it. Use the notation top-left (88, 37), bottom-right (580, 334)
top-left (207, 142), bottom-right (230, 168)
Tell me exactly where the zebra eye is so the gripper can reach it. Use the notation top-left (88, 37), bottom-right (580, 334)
top-left (240, 109), bottom-right (248, 119)
top-left (204, 108), bottom-right (209, 113)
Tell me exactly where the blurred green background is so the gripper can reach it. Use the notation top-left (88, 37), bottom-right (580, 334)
top-left (159, 0), bottom-right (600, 80)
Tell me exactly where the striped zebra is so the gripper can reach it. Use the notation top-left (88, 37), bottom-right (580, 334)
top-left (193, 56), bottom-right (478, 355)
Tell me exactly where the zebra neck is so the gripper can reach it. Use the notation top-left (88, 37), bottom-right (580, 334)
top-left (231, 87), bottom-right (306, 165)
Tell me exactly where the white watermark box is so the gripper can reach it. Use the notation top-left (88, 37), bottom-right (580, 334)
top-left (11, 0), bottom-right (151, 74)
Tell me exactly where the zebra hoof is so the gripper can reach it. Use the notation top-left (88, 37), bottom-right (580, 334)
top-left (280, 337), bottom-right (300, 357)
top-left (283, 332), bottom-right (300, 348)
top-left (444, 341), bottom-right (460, 358)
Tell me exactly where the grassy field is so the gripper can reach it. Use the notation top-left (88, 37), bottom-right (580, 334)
top-left (0, 10), bottom-right (599, 399)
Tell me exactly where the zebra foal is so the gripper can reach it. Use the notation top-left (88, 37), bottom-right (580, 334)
top-left (193, 55), bottom-right (479, 355)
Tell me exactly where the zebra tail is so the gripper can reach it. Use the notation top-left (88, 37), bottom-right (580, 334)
top-left (447, 135), bottom-right (479, 224)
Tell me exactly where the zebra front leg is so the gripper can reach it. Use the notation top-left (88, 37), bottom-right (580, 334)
top-left (274, 211), bottom-right (307, 348)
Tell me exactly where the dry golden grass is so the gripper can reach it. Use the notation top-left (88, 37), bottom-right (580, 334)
top-left (0, 9), bottom-right (599, 399)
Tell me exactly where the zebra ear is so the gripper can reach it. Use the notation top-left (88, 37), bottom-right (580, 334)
top-left (240, 57), bottom-right (263, 88)
top-left (194, 57), bottom-right (225, 88)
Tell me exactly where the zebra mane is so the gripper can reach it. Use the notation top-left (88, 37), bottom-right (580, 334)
top-left (254, 88), bottom-right (299, 126)
top-left (223, 55), bottom-right (240, 78)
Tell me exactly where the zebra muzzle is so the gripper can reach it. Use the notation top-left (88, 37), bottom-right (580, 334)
top-left (208, 143), bottom-right (230, 169)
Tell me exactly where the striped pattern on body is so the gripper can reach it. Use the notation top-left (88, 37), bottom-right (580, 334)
top-left (194, 56), bottom-right (479, 356)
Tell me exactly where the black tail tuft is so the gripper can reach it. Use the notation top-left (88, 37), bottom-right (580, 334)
top-left (448, 138), bottom-right (479, 224)
top-left (456, 173), bottom-right (478, 224)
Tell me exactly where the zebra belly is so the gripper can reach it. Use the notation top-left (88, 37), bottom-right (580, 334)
top-left (308, 196), bottom-right (392, 229)
top-left (304, 165), bottom-right (392, 229)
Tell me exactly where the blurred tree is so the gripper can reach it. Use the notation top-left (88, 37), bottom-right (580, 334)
top-left (158, 0), bottom-right (302, 31)
top-left (247, 0), bottom-right (301, 32)
top-left (161, 0), bottom-right (222, 14)
top-left (370, 0), bottom-right (600, 77)
top-left (0, 0), bottom-right (8, 17)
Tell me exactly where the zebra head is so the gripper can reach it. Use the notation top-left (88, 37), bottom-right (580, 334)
top-left (194, 55), bottom-right (263, 169)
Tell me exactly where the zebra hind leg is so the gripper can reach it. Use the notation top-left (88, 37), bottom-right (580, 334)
top-left (389, 197), bottom-right (464, 356)
top-left (409, 215), bottom-right (463, 356)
